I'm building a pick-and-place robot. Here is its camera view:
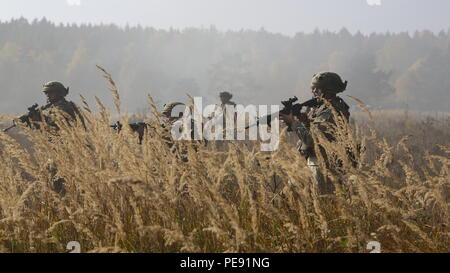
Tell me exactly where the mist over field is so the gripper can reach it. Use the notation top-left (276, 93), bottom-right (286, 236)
top-left (0, 0), bottom-right (449, 114)
top-left (0, 1), bottom-right (448, 130)
top-left (0, 18), bottom-right (449, 115)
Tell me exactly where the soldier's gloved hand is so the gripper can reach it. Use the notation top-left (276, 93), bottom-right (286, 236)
top-left (280, 113), bottom-right (296, 126)
top-left (297, 113), bottom-right (309, 123)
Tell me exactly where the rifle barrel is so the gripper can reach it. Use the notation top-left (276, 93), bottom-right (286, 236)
top-left (245, 112), bottom-right (279, 129)
top-left (3, 124), bottom-right (16, 132)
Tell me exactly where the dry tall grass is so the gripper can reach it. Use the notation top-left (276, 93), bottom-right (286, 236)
top-left (0, 76), bottom-right (448, 253)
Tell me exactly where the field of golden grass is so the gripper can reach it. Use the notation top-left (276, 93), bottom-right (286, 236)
top-left (0, 76), bottom-right (448, 253)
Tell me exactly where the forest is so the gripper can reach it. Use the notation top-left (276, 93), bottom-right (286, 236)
top-left (0, 17), bottom-right (449, 114)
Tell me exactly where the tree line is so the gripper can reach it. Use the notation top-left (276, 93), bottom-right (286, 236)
top-left (0, 17), bottom-right (449, 113)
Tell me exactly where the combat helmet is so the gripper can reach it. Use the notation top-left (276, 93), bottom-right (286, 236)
top-left (219, 91), bottom-right (233, 101)
top-left (42, 81), bottom-right (69, 97)
top-left (310, 72), bottom-right (348, 94)
top-left (162, 102), bottom-right (185, 118)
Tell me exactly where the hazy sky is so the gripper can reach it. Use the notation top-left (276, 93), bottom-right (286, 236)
top-left (1, 0), bottom-right (449, 35)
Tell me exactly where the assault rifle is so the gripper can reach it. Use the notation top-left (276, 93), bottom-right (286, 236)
top-left (110, 121), bottom-right (152, 144)
top-left (110, 121), bottom-right (150, 131)
top-left (245, 97), bottom-right (321, 131)
top-left (3, 103), bottom-right (42, 132)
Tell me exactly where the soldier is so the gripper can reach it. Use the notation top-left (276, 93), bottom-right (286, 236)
top-left (161, 101), bottom-right (206, 160)
top-left (40, 81), bottom-right (85, 130)
top-left (161, 102), bottom-right (184, 142)
top-left (162, 101), bottom-right (203, 142)
top-left (219, 91), bottom-right (236, 108)
top-left (217, 91), bottom-right (237, 144)
top-left (161, 102), bottom-right (185, 124)
top-left (280, 72), bottom-right (350, 195)
top-left (39, 81), bottom-right (85, 194)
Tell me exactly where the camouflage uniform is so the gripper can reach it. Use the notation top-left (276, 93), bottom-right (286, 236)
top-left (40, 81), bottom-right (84, 194)
top-left (41, 98), bottom-right (84, 128)
top-left (162, 102), bottom-right (185, 120)
top-left (161, 102), bottom-right (190, 161)
top-left (216, 91), bottom-right (237, 146)
top-left (40, 81), bottom-right (84, 129)
top-left (161, 102), bottom-right (187, 139)
top-left (291, 72), bottom-right (350, 195)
